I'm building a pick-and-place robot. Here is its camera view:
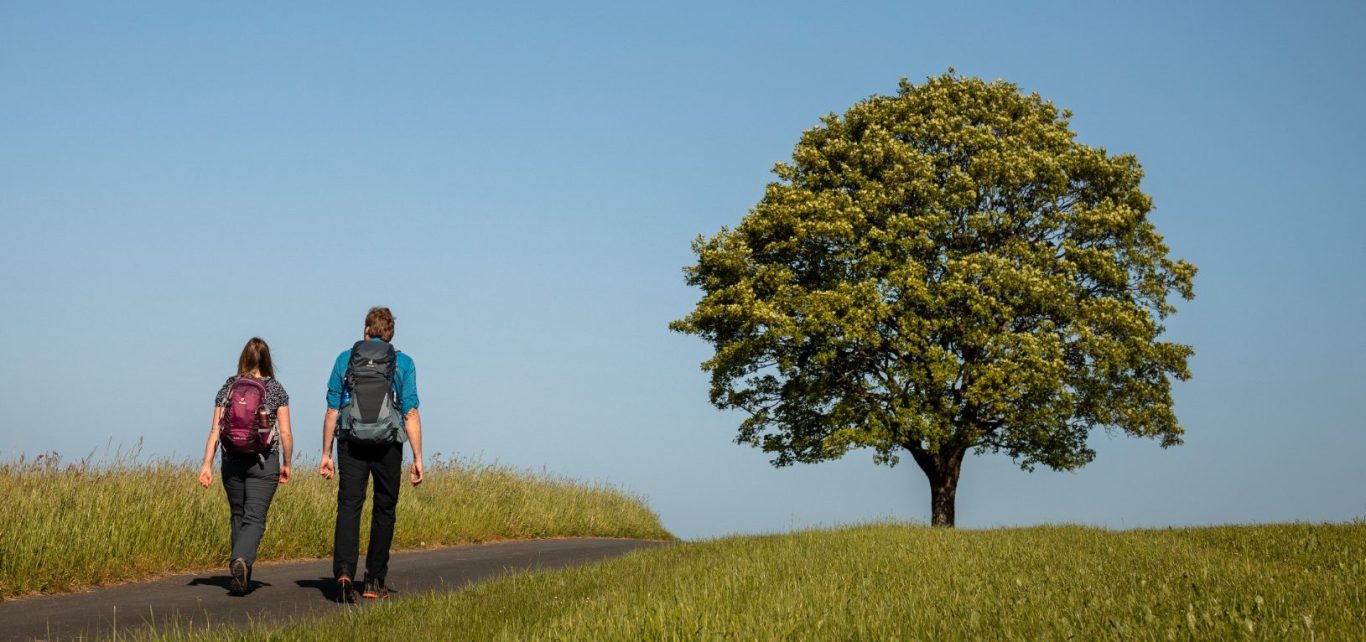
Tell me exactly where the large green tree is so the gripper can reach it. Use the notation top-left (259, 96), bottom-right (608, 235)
top-left (671, 73), bottom-right (1196, 527)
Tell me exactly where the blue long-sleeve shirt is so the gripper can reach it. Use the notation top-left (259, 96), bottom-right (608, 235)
top-left (326, 338), bottom-right (419, 413)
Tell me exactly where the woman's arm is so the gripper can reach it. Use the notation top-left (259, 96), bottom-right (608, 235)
top-left (277, 405), bottom-right (293, 483)
top-left (199, 407), bottom-right (223, 488)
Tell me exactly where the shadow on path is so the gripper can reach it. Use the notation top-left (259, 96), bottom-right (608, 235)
top-left (293, 578), bottom-right (336, 602)
top-left (187, 576), bottom-right (273, 595)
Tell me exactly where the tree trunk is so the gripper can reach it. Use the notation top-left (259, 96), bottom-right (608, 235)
top-left (908, 445), bottom-right (966, 527)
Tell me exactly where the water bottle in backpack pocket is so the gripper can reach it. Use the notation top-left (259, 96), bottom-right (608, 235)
top-left (220, 376), bottom-right (273, 454)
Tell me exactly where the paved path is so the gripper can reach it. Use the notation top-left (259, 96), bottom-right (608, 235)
top-left (0, 538), bottom-right (666, 641)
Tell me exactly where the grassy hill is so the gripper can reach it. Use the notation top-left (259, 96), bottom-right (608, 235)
top-left (149, 521), bottom-right (1363, 641)
top-left (0, 452), bottom-right (672, 599)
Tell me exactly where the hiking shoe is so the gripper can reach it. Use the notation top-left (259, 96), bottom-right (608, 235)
top-left (336, 575), bottom-right (357, 603)
top-left (361, 577), bottom-right (390, 599)
top-left (229, 558), bottom-right (249, 596)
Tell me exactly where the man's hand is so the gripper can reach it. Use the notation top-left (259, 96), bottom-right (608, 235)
top-left (320, 456), bottom-right (335, 480)
top-left (410, 459), bottom-right (424, 486)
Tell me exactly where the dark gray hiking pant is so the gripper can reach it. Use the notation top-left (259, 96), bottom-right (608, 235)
top-left (221, 451), bottom-right (280, 566)
top-left (333, 440), bottom-right (403, 581)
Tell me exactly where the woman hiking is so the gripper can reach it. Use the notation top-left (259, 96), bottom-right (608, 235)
top-left (197, 337), bottom-right (294, 596)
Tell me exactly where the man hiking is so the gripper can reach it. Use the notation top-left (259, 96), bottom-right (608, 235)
top-left (320, 306), bottom-right (424, 602)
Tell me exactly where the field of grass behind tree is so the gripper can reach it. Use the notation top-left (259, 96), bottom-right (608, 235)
top-left (0, 449), bottom-right (672, 599)
top-left (148, 522), bottom-right (1364, 641)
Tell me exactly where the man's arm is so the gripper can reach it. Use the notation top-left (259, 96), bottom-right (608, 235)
top-left (320, 408), bottom-right (338, 479)
top-left (405, 408), bottom-right (423, 485)
top-left (320, 351), bottom-right (347, 480)
top-left (397, 354), bottom-right (423, 485)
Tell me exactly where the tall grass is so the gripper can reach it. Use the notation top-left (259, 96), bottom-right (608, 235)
top-left (151, 522), bottom-right (1364, 641)
top-left (0, 449), bottom-right (671, 599)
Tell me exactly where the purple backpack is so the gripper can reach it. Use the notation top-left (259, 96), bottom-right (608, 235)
top-left (219, 377), bottom-right (272, 454)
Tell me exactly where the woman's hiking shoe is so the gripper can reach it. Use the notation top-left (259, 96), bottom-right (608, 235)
top-left (336, 576), bottom-right (357, 603)
top-left (228, 559), bottom-right (249, 596)
top-left (361, 577), bottom-right (390, 599)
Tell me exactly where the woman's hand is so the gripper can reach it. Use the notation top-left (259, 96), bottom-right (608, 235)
top-left (200, 407), bottom-right (222, 488)
top-left (279, 463), bottom-right (291, 484)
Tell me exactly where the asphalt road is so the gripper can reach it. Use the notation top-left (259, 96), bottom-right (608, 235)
top-left (0, 538), bottom-right (666, 641)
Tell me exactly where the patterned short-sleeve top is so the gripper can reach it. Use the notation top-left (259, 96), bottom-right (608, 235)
top-left (215, 376), bottom-right (289, 453)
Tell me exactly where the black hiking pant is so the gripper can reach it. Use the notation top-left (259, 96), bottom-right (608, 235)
top-left (333, 439), bottom-right (402, 582)
top-left (221, 450), bottom-right (280, 566)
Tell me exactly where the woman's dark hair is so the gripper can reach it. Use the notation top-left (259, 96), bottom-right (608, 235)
top-left (237, 337), bottom-right (275, 379)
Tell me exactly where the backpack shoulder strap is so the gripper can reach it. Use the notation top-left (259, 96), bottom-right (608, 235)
top-left (343, 341), bottom-right (366, 387)
top-left (218, 375), bottom-right (237, 407)
top-left (383, 342), bottom-right (397, 377)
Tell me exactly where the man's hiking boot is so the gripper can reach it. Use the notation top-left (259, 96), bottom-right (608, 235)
top-left (336, 575), bottom-right (357, 603)
top-left (228, 558), bottom-right (249, 596)
top-left (361, 577), bottom-right (390, 599)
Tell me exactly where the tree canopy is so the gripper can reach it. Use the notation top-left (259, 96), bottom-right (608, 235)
top-left (671, 72), bottom-right (1196, 526)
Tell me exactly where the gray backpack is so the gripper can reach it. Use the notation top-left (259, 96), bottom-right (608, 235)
top-left (338, 340), bottom-right (406, 444)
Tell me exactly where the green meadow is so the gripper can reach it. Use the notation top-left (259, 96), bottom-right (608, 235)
top-left (0, 451), bottom-right (671, 599)
top-left (148, 522), bottom-right (1364, 641)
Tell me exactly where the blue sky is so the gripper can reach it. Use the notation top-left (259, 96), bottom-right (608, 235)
top-left (2, 1), bottom-right (1362, 540)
